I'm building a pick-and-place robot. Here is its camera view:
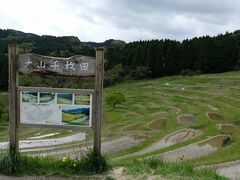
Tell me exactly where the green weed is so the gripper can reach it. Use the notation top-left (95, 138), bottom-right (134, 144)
top-left (0, 147), bottom-right (20, 175)
top-left (116, 158), bottom-right (227, 180)
top-left (0, 149), bottom-right (110, 176)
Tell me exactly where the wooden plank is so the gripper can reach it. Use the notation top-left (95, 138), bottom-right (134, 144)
top-left (18, 53), bottom-right (95, 76)
top-left (20, 123), bottom-right (93, 131)
top-left (18, 86), bottom-right (95, 95)
top-left (93, 48), bottom-right (104, 153)
top-left (8, 44), bottom-right (19, 151)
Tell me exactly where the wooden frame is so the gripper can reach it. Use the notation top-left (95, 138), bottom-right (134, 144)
top-left (8, 44), bottom-right (104, 154)
top-left (18, 86), bottom-right (95, 95)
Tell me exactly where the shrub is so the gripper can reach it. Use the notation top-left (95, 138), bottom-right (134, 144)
top-left (193, 69), bottom-right (202, 75)
top-left (181, 69), bottom-right (194, 76)
top-left (222, 136), bottom-right (232, 146)
top-left (104, 64), bottom-right (124, 86)
top-left (0, 103), bottom-right (8, 123)
top-left (131, 66), bottom-right (150, 79)
top-left (233, 66), bottom-right (240, 71)
top-left (0, 105), bottom-right (4, 115)
top-left (106, 91), bottom-right (126, 110)
top-left (0, 113), bottom-right (8, 123)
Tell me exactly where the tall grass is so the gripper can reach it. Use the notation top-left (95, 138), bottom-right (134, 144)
top-left (79, 149), bottom-right (110, 173)
top-left (0, 146), bottom-right (20, 174)
top-left (115, 158), bottom-right (227, 180)
top-left (0, 149), bottom-right (110, 176)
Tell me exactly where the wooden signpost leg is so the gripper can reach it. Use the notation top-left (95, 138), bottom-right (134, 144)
top-left (94, 48), bottom-right (104, 154)
top-left (8, 44), bottom-right (19, 153)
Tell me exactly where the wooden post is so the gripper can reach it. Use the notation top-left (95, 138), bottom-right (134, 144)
top-left (94, 48), bottom-right (104, 154)
top-left (8, 44), bottom-right (19, 152)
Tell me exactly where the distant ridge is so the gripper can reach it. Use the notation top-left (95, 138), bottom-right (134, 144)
top-left (62, 108), bottom-right (89, 115)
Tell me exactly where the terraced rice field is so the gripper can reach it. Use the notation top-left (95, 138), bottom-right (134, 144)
top-left (0, 71), bottom-right (240, 178)
top-left (102, 71), bottom-right (240, 165)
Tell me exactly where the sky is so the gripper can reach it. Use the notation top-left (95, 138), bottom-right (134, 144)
top-left (0, 0), bottom-right (240, 42)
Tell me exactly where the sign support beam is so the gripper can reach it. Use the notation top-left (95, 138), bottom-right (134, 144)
top-left (94, 48), bottom-right (104, 154)
top-left (8, 44), bottom-right (19, 152)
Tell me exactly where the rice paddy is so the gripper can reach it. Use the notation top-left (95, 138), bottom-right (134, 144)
top-left (103, 71), bottom-right (240, 165)
top-left (0, 71), bottom-right (240, 171)
top-left (148, 118), bottom-right (168, 130)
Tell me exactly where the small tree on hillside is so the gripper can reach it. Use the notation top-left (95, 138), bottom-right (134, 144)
top-left (106, 92), bottom-right (126, 110)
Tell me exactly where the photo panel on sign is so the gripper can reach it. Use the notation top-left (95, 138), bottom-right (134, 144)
top-left (39, 92), bottom-right (56, 104)
top-left (21, 91), bottom-right (38, 103)
top-left (61, 105), bottom-right (90, 126)
top-left (57, 93), bottom-right (73, 104)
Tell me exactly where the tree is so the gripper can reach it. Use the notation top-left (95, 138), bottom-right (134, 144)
top-left (104, 64), bottom-right (124, 85)
top-left (105, 92), bottom-right (126, 110)
top-left (0, 53), bottom-right (8, 90)
top-left (131, 65), bottom-right (150, 79)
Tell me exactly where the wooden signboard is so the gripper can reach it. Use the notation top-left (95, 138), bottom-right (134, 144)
top-left (19, 87), bottom-right (94, 129)
top-left (18, 54), bottom-right (96, 76)
top-left (8, 44), bottom-right (104, 153)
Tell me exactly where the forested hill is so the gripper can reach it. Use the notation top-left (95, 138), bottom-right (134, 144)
top-left (0, 29), bottom-right (125, 89)
top-left (105, 31), bottom-right (240, 85)
top-left (0, 28), bottom-right (240, 90)
top-left (0, 29), bottom-right (93, 56)
top-left (84, 39), bottom-right (126, 48)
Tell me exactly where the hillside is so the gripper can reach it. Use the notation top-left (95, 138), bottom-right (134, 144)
top-left (0, 29), bottom-right (84, 55)
top-left (104, 71), bottom-right (240, 159)
top-left (1, 71), bottom-right (240, 179)
top-left (2, 28), bottom-right (240, 91)
top-left (84, 39), bottom-right (126, 48)
top-left (0, 29), bottom-right (125, 55)
top-left (0, 28), bottom-right (125, 90)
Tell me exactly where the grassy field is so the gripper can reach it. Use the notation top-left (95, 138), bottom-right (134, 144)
top-left (0, 71), bottom-right (240, 178)
top-left (102, 71), bottom-right (240, 164)
top-left (62, 112), bottom-right (85, 121)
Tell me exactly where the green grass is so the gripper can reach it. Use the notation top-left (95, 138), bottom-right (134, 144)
top-left (0, 91), bottom-right (8, 126)
top-left (102, 71), bottom-right (240, 162)
top-left (114, 158), bottom-right (227, 180)
top-left (1, 71), bottom-right (240, 178)
top-left (0, 149), bottom-right (109, 176)
top-left (0, 150), bottom-right (227, 179)
top-left (62, 112), bottom-right (85, 122)
top-left (190, 130), bottom-right (240, 166)
top-left (110, 129), bottom-right (217, 160)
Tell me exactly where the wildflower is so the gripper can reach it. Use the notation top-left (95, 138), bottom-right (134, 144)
top-left (73, 163), bottom-right (76, 167)
top-left (62, 157), bottom-right (68, 162)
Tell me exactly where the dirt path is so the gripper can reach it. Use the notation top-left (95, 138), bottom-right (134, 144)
top-left (198, 159), bottom-right (240, 180)
top-left (0, 168), bottom-right (170, 180)
top-left (114, 128), bottom-right (202, 160)
top-left (155, 135), bottom-right (228, 161)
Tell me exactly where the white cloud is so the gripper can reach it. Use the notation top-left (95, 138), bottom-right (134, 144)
top-left (0, 0), bottom-right (240, 42)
